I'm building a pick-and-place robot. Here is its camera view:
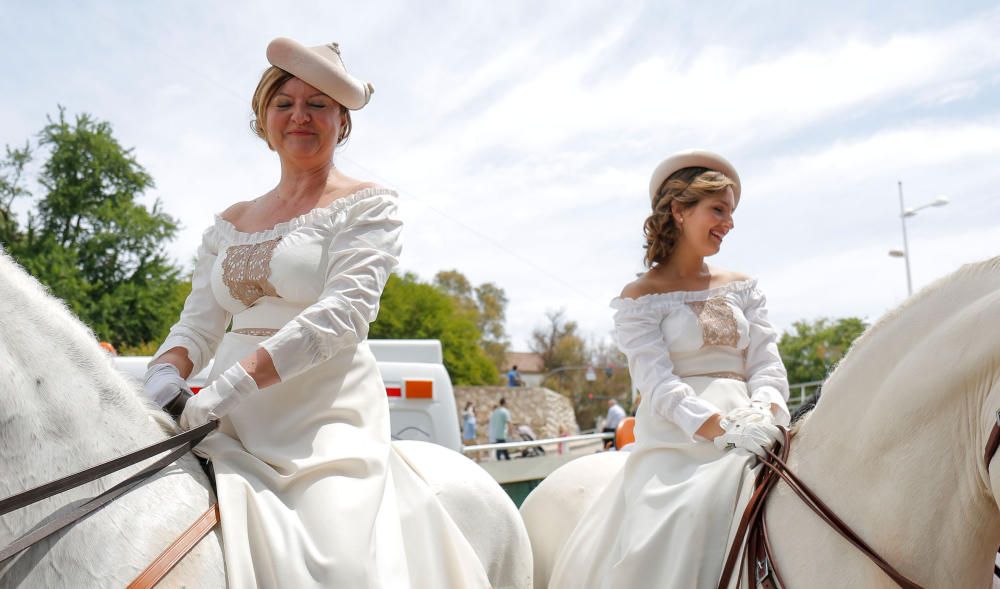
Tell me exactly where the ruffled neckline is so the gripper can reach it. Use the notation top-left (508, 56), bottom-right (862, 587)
top-left (211, 187), bottom-right (398, 243)
top-left (609, 278), bottom-right (757, 310)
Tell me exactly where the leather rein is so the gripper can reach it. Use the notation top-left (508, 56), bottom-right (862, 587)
top-left (0, 420), bottom-right (218, 578)
top-left (721, 412), bottom-right (1000, 589)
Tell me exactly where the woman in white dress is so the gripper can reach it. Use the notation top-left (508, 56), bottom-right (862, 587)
top-left (140, 37), bottom-right (489, 588)
top-left (548, 150), bottom-right (790, 588)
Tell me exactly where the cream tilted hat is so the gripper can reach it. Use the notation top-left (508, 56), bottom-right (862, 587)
top-left (648, 149), bottom-right (741, 204)
top-left (266, 37), bottom-right (374, 110)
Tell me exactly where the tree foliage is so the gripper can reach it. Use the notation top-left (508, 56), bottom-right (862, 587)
top-left (371, 272), bottom-right (500, 385)
top-left (778, 317), bottom-right (868, 384)
top-left (0, 108), bottom-right (186, 349)
top-left (529, 310), bottom-right (632, 429)
top-left (433, 269), bottom-right (511, 373)
top-left (530, 309), bottom-right (587, 373)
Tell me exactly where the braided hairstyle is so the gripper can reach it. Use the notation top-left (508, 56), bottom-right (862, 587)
top-left (643, 167), bottom-right (736, 268)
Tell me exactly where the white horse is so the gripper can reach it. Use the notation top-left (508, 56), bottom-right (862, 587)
top-left (522, 257), bottom-right (1000, 588)
top-left (0, 249), bottom-right (531, 588)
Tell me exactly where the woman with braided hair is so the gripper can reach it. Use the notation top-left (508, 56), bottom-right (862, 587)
top-left (548, 149), bottom-right (790, 588)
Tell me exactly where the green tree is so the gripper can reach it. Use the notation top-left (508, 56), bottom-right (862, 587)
top-left (2, 108), bottom-right (185, 349)
top-left (531, 309), bottom-right (588, 375)
top-left (474, 282), bottom-right (510, 370)
top-left (778, 317), bottom-right (868, 384)
top-left (371, 272), bottom-right (499, 385)
top-left (571, 338), bottom-right (632, 431)
top-left (0, 144), bottom-right (31, 246)
top-left (433, 269), bottom-right (511, 374)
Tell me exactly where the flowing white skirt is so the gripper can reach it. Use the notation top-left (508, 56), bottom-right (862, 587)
top-left (195, 331), bottom-right (489, 589)
top-left (549, 376), bottom-right (759, 589)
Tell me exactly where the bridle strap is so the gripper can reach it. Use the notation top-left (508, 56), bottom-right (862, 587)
top-left (719, 429), bottom-right (925, 589)
top-left (984, 410), bottom-right (1000, 471)
top-left (0, 420), bottom-right (218, 564)
top-left (0, 420), bottom-right (218, 517)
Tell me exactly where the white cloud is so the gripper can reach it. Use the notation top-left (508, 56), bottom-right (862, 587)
top-left (3, 1), bottom-right (999, 355)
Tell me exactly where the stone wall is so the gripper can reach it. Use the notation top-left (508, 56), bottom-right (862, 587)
top-left (455, 386), bottom-right (579, 444)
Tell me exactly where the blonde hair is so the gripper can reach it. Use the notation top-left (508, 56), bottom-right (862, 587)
top-left (250, 66), bottom-right (353, 149)
top-left (643, 168), bottom-right (736, 267)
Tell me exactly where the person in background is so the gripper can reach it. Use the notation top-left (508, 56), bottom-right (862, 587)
top-left (489, 398), bottom-right (512, 460)
top-left (507, 364), bottom-right (523, 387)
top-left (462, 401), bottom-right (477, 444)
top-left (603, 398), bottom-right (627, 449)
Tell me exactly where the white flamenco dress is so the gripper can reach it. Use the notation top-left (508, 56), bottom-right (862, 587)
top-left (549, 280), bottom-right (790, 589)
top-left (155, 188), bottom-right (489, 588)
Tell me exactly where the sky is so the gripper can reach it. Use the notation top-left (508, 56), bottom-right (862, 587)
top-left (3, 1), bottom-right (999, 352)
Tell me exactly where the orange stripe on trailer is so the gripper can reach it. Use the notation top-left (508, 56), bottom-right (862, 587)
top-left (405, 379), bottom-right (433, 399)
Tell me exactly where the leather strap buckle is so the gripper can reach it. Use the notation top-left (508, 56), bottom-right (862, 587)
top-left (755, 555), bottom-right (771, 584)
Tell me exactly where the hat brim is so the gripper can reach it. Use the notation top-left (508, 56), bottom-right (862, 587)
top-left (648, 149), bottom-right (741, 204)
top-left (266, 37), bottom-right (373, 110)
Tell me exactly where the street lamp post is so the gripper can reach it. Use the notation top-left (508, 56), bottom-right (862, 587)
top-left (888, 181), bottom-right (949, 297)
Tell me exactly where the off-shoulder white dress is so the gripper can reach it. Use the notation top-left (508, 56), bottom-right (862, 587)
top-left (155, 188), bottom-right (489, 588)
top-left (549, 279), bottom-right (790, 589)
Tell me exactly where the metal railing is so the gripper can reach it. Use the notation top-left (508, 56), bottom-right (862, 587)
top-left (787, 380), bottom-right (823, 411)
top-left (461, 432), bottom-right (613, 455)
top-left (464, 381), bottom-right (822, 458)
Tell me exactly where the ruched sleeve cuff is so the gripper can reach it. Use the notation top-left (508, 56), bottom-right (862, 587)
top-left (671, 395), bottom-right (724, 440)
top-left (750, 385), bottom-right (791, 426)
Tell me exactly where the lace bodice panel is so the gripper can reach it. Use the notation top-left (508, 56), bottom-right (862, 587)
top-left (611, 279), bottom-right (790, 439)
top-left (155, 188), bottom-right (402, 383)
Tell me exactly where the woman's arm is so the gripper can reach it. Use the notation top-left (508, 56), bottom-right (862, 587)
top-left (150, 226), bottom-right (232, 376)
top-left (613, 300), bottom-right (724, 441)
top-left (743, 284), bottom-right (791, 425)
top-left (256, 193), bottom-right (402, 384)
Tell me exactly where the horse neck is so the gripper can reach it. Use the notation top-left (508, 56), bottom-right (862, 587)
top-left (770, 272), bottom-right (1000, 587)
top-left (0, 251), bottom-right (169, 531)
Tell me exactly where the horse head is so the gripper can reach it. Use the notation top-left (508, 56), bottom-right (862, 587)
top-left (775, 256), bottom-right (1000, 587)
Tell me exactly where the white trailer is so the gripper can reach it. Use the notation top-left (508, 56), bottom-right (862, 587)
top-left (113, 339), bottom-right (462, 452)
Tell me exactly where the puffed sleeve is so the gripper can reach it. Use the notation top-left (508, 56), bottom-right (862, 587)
top-left (613, 302), bottom-right (723, 440)
top-left (259, 193), bottom-right (402, 382)
top-left (742, 284), bottom-right (791, 426)
top-left (153, 225), bottom-right (232, 375)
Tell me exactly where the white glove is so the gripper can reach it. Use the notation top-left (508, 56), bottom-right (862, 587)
top-left (179, 362), bottom-right (259, 430)
top-left (143, 363), bottom-right (193, 408)
top-left (714, 403), bottom-right (781, 457)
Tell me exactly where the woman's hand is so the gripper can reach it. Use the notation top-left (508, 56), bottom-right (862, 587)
top-left (712, 405), bottom-right (781, 457)
top-left (179, 362), bottom-right (261, 430)
top-left (143, 363), bottom-right (193, 407)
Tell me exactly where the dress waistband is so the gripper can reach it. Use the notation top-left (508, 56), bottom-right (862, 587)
top-left (231, 301), bottom-right (303, 335)
top-left (233, 328), bottom-right (278, 337)
top-left (672, 350), bottom-right (746, 383)
top-left (682, 371), bottom-right (746, 382)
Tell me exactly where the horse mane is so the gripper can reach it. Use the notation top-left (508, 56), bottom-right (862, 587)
top-left (0, 247), bottom-right (176, 434)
